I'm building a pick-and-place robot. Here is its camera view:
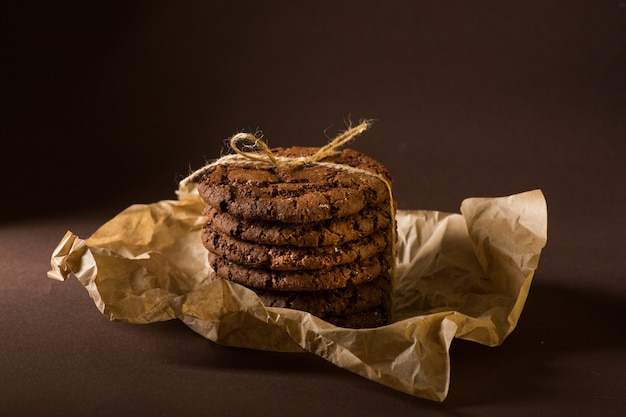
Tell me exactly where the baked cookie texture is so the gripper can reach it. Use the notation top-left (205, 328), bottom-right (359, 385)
top-left (197, 147), bottom-right (391, 223)
top-left (208, 251), bottom-right (389, 291)
top-left (204, 205), bottom-right (391, 247)
top-left (201, 225), bottom-right (389, 270)
top-left (197, 145), bottom-right (395, 328)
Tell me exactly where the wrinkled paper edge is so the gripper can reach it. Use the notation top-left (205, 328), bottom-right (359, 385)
top-left (48, 189), bottom-right (547, 402)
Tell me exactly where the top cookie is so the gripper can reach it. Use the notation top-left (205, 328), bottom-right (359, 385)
top-left (197, 147), bottom-right (392, 223)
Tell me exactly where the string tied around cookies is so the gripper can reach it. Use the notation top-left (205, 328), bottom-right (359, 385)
top-left (228, 120), bottom-right (373, 169)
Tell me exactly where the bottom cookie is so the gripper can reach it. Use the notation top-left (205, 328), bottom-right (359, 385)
top-left (209, 273), bottom-right (392, 328)
top-left (322, 305), bottom-right (390, 329)
top-left (244, 275), bottom-right (391, 318)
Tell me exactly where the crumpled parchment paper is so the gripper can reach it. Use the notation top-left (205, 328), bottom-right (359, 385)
top-left (48, 184), bottom-right (547, 401)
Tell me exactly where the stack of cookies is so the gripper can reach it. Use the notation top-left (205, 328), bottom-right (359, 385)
top-left (197, 146), bottom-right (395, 328)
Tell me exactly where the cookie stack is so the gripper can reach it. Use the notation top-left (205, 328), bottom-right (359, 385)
top-left (197, 146), bottom-right (395, 328)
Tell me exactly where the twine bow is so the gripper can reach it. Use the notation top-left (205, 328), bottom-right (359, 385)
top-left (229, 120), bottom-right (373, 169)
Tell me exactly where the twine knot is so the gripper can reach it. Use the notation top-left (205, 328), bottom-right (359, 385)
top-left (229, 120), bottom-right (373, 169)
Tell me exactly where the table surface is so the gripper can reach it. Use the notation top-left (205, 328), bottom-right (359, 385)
top-left (3, 1), bottom-right (625, 416)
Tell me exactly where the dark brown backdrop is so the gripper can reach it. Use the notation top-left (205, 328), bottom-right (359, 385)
top-left (5, 1), bottom-right (624, 217)
top-left (2, 1), bottom-right (625, 416)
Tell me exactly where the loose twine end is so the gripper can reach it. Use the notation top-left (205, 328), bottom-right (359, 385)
top-left (229, 120), bottom-right (373, 169)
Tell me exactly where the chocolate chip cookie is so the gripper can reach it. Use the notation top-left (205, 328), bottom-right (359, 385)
top-left (204, 205), bottom-right (391, 247)
top-left (201, 224), bottom-right (389, 271)
top-left (251, 275), bottom-right (392, 317)
top-left (197, 147), bottom-right (392, 223)
top-left (209, 251), bottom-right (390, 291)
top-left (323, 306), bottom-right (390, 328)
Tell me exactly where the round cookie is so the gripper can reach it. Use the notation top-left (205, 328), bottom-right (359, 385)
top-left (207, 273), bottom-right (391, 328)
top-left (323, 305), bottom-right (390, 328)
top-left (204, 205), bottom-right (391, 247)
top-left (197, 147), bottom-right (392, 223)
top-left (201, 224), bottom-right (389, 271)
top-left (208, 251), bottom-right (390, 291)
top-left (250, 275), bottom-right (392, 317)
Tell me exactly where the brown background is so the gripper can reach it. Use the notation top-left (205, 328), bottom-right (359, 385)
top-left (2, 1), bottom-right (625, 416)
